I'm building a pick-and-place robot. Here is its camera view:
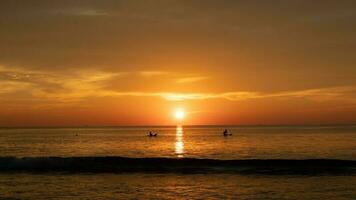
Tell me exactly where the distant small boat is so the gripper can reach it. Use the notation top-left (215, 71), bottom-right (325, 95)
top-left (223, 129), bottom-right (232, 136)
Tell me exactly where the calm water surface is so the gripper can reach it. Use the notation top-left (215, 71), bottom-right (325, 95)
top-left (0, 174), bottom-right (355, 200)
top-left (0, 126), bottom-right (355, 159)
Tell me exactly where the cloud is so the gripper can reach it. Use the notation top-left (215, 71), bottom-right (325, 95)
top-left (259, 87), bottom-right (356, 102)
top-left (49, 8), bottom-right (108, 17)
top-left (139, 71), bottom-right (209, 84)
top-left (98, 86), bottom-right (356, 104)
top-left (176, 76), bottom-right (209, 83)
top-left (300, 10), bottom-right (356, 24)
top-left (138, 71), bottom-right (209, 84)
top-left (1, 65), bottom-right (355, 105)
top-left (0, 81), bottom-right (34, 94)
top-left (0, 66), bottom-right (123, 102)
top-left (138, 71), bottom-right (170, 77)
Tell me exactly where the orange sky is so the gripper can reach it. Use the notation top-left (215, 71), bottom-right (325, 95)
top-left (0, 1), bottom-right (356, 126)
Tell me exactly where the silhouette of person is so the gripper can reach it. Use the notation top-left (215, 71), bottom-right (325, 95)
top-left (223, 129), bottom-right (232, 136)
top-left (223, 129), bottom-right (228, 136)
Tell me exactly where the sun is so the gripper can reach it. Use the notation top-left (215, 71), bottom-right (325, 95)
top-left (174, 109), bottom-right (185, 121)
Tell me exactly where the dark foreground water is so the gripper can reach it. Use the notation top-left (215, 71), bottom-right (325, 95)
top-left (0, 126), bottom-right (355, 199)
top-left (0, 174), bottom-right (355, 200)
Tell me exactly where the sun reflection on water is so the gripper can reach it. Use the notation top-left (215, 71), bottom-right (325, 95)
top-left (175, 126), bottom-right (184, 158)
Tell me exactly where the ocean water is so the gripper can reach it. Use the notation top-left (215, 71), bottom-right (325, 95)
top-left (0, 126), bottom-right (355, 199)
top-left (0, 126), bottom-right (355, 159)
top-left (0, 174), bottom-right (355, 200)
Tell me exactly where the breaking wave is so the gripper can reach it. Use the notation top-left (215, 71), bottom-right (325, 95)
top-left (0, 157), bottom-right (355, 175)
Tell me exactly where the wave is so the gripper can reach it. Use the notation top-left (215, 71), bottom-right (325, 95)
top-left (0, 157), bottom-right (355, 175)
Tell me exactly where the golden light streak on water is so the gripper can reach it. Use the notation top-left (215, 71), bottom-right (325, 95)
top-left (175, 125), bottom-right (184, 158)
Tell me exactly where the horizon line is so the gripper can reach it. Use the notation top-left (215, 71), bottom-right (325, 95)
top-left (1, 123), bottom-right (356, 129)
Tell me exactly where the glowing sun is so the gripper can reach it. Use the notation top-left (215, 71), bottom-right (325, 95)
top-left (174, 109), bottom-right (185, 120)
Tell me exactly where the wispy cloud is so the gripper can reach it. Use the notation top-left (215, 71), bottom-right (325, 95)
top-left (0, 81), bottom-right (34, 94)
top-left (98, 86), bottom-right (356, 104)
top-left (138, 71), bottom-right (170, 77)
top-left (0, 66), bottom-right (122, 102)
top-left (176, 76), bottom-right (209, 83)
top-left (49, 8), bottom-right (108, 16)
top-left (1, 66), bottom-right (355, 105)
top-left (300, 11), bottom-right (356, 24)
top-left (139, 71), bottom-right (209, 84)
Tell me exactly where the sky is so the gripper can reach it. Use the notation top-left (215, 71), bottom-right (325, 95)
top-left (0, 0), bottom-right (356, 126)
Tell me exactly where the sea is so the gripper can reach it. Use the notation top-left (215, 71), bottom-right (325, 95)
top-left (0, 125), bottom-right (355, 199)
